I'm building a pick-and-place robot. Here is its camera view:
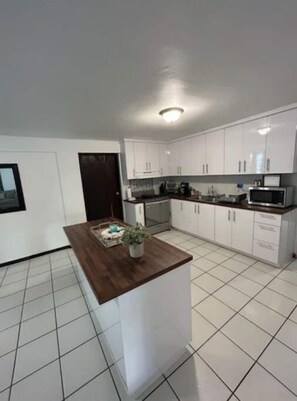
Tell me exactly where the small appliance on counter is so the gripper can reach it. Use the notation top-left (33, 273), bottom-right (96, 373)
top-left (179, 182), bottom-right (191, 197)
top-left (166, 181), bottom-right (178, 194)
top-left (248, 186), bottom-right (294, 208)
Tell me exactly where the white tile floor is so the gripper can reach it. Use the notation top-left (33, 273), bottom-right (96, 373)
top-left (0, 229), bottom-right (297, 400)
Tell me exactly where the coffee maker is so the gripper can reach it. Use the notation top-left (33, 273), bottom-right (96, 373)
top-left (179, 182), bottom-right (191, 196)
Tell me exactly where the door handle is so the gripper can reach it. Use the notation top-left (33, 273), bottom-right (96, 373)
top-left (244, 160), bottom-right (246, 173)
top-left (116, 192), bottom-right (120, 196)
top-left (194, 204), bottom-right (196, 214)
top-left (228, 210), bottom-right (231, 220)
top-left (198, 204), bottom-right (200, 214)
top-left (233, 211), bottom-right (236, 222)
top-left (203, 164), bottom-right (205, 174)
top-left (206, 164), bottom-right (208, 174)
top-left (238, 161), bottom-right (241, 173)
top-left (267, 158), bottom-right (270, 172)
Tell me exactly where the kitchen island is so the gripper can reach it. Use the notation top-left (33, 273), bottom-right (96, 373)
top-left (64, 218), bottom-right (192, 396)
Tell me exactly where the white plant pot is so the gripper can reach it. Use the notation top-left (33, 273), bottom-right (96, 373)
top-left (129, 242), bottom-right (144, 258)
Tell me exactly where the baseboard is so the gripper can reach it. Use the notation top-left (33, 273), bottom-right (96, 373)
top-left (0, 245), bottom-right (71, 268)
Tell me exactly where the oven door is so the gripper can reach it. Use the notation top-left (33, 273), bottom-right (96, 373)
top-left (145, 200), bottom-right (170, 227)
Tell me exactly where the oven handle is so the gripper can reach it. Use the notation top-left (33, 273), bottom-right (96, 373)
top-left (146, 200), bottom-right (169, 206)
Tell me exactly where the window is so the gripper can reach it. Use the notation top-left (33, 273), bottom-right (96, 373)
top-left (0, 164), bottom-right (26, 214)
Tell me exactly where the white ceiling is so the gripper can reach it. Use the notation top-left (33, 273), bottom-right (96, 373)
top-left (1, 0), bottom-right (297, 141)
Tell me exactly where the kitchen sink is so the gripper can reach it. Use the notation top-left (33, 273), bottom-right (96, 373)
top-left (192, 194), bottom-right (225, 202)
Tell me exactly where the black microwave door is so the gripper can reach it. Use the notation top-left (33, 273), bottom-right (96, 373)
top-left (250, 190), bottom-right (285, 205)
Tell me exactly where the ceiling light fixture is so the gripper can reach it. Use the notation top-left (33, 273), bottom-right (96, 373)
top-left (257, 127), bottom-right (271, 135)
top-left (159, 107), bottom-right (184, 123)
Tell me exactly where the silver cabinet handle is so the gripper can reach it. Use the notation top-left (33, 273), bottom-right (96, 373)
top-left (244, 160), bottom-right (246, 173)
top-left (181, 202), bottom-right (183, 211)
top-left (267, 158), bottom-right (270, 172)
top-left (133, 169), bottom-right (135, 177)
top-left (139, 205), bottom-right (141, 214)
top-left (146, 162), bottom-right (148, 171)
top-left (228, 210), bottom-right (231, 221)
top-left (233, 211), bottom-right (236, 222)
top-left (260, 213), bottom-right (276, 220)
top-left (203, 164), bottom-right (205, 174)
top-left (206, 164), bottom-right (209, 174)
top-left (149, 162), bottom-right (151, 170)
top-left (160, 167), bottom-right (163, 175)
top-left (177, 166), bottom-right (179, 174)
top-left (258, 242), bottom-right (274, 250)
top-left (259, 224), bottom-right (275, 232)
top-left (198, 204), bottom-right (200, 214)
top-left (194, 204), bottom-right (196, 214)
top-left (180, 166), bottom-right (182, 175)
top-left (238, 161), bottom-right (241, 173)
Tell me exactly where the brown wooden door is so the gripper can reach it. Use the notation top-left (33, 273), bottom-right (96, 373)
top-left (79, 153), bottom-right (123, 221)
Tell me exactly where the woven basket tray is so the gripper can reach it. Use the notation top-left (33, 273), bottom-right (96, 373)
top-left (90, 221), bottom-right (127, 248)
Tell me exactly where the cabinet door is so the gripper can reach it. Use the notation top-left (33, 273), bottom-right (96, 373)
top-left (159, 144), bottom-right (169, 176)
top-left (171, 199), bottom-right (182, 229)
top-left (135, 203), bottom-right (145, 225)
top-left (225, 125), bottom-right (244, 175)
top-left (147, 142), bottom-right (160, 173)
top-left (191, 135), bottom-right (206, 175)
top-left (206, 130), bottom-right (224, 175)
top-left (231, 209), bottom-right (254, 254)
top-left (197, 203), bottom-right (215, 241)
top-left (179, 139), bottom-right (192, 175)
top-left (169, 142), bottom-right (180, 175)
top-left (183, 201), bottom-right (198, 235)
top-left (124, 141), bottom-right (135, 179)
top-left (133, 142), bottom-right (148, 174)
top-left (266, 109), bottom-right (297, 173)
top-left (243, 118), bottom-right (267, 174)
top-left (214, 206), bottom-right (232, 247)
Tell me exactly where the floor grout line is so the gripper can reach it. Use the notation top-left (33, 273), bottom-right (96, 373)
top-left (49, 255), bottom-right (66, 400)
top-left (7, 259), bottom-right (31, 401)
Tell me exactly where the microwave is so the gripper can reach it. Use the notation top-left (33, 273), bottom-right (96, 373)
top-left (248, 186), bottom-right (294, 208)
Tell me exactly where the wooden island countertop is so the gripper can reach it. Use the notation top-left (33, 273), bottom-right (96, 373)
top-left (64, 218), bottom-right (192, 305)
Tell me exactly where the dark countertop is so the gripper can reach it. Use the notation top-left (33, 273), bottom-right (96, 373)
top-left (64, 218), bottom-right (192, 305)
top-left (170, 194), bottom-right (297, 215)
top-left (124, 194), bottom-right (296, 215)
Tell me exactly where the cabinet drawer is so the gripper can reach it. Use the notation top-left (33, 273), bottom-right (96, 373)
top-left (254, 222), bottom-right (280, 245)
top-left (254, 212), bottom-right (281, 227)
top-left (253, 240), bottom-right (279, 264)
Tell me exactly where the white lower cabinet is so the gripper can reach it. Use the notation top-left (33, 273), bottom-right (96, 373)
top-left (252, 211), bottom-right (295, 266)
top-left (124, 202), bottom-right (145, 226)
top-left (171, 200), bottom-right (295, 267)
top-left (197, 203), bottom-right (215, 241)
top-left (215, 206), bottom-right (254, 254)
top-left (170, 200), bottom-right (214, 241)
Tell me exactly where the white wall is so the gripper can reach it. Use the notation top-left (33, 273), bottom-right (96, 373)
top-left (0, 135), bottom-right (120, 264)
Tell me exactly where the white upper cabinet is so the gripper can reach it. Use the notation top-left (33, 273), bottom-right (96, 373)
top-left (169, 141), bottom-right (180, 175)
top-left (133, 142), bottom-right (148, 174)
top-left (265, 109), bottom-right (297, 174)
top-left (191, 135), bottom-right (206, 175)
top-left (179, 138), bottom-right (192, 175)
top-left (205, 130), bottom-right (224, 175)
top-left (147, 142), bottom-right (160, 172)
top-left (225, 124), bottom-right (244, 175)
top-left (243, 117), bottom-right (267, 174)
top-left (159, 143), bottom-right (169, 176)
top-left (124, 141), bottom-right (136, 179)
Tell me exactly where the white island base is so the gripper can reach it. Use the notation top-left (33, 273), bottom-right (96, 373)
top-left (78, 262), bottom-right (191, 397)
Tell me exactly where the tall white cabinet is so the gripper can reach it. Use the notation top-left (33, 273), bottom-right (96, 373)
top-left (265, 109), bottom-right (297, 174)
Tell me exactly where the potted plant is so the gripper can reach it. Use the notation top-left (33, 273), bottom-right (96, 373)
top-left (122, 223), bottom-right (149, 258)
